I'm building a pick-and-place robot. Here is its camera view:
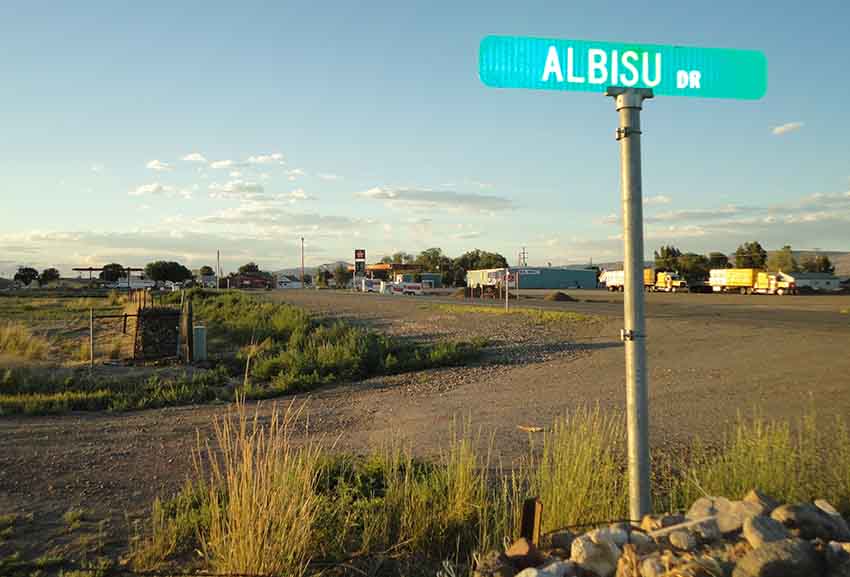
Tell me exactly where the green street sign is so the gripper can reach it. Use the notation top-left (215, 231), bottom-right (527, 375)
top-left (479, 35), bottom-right (767, 100)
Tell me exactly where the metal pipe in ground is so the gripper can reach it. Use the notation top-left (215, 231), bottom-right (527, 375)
top-left (608, 86), bottom-right (653, 520)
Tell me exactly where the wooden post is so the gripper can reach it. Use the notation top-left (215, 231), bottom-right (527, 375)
top-left (122, 313), bottom-right (128, 334)
top-left (520, 497), bottom-right (543, 547)
top-left (89, 308), bottom-right (94, 368)
top-left (186, 299), bottom-right (194, 363)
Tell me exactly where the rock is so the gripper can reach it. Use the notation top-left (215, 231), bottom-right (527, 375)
top-left (627, 531), bottom-right (657, 555)
top-left (640, 513), bottom-right (685, 532)
top-left (639, 556), bottom-right (665, 577)
top-left (474, 550), bottom-right (516, 577)
top-left (743, 515), bottom-right (789, 548)
top-left (687, 496), bottom-right (733, 520)
top-left (718, 500), bottom-right (763, 533)
top-left (772, 502), bottom-right (847, 541)
top-left (731, 538), bottom-right (821, 577)
top-left (669, 529), bottom-right (697, 551)
top-left (506, 537), bottom-right (545, 570)
top-left (550, 529), bottom-right (574, 552)
top-left (743, 489), bottom-right (780, 516)
top-left (515, 561), bottom-right (576, 577)
top-left (571, 534), bottom-right (621, 577)
top-left (816, 500), bottom-right (850, 541)
top-left (687, 496), bottom-right (758, 533)
top-left (589, 526), bottom-right (629, 548)
top-left (694, 517), bottom-right (722, 542)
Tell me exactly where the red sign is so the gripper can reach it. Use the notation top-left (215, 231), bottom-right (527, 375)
top-left (354, 249), bottom-right (366, 260)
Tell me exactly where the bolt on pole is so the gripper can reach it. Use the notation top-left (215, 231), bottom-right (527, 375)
top-left (607, 86), bottom-right (653, 521)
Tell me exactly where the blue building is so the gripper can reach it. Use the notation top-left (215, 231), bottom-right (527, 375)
top-left (466, 267), bottom-right (597, 289)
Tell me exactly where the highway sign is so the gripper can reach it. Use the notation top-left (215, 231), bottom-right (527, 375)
top-left (479, 35), bottom-right (767, 100)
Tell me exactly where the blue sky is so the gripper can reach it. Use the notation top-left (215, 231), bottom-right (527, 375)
top-left (1, 0), bottom-right (848, 275)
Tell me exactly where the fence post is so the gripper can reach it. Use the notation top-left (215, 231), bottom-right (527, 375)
top-left (89, 308), bottom-right (94, 368)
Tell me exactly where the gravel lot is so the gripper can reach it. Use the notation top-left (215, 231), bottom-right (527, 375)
top-left (1, 288), bottom-right (849, 553)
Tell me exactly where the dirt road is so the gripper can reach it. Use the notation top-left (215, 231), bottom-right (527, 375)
top-left (1, 289), bottom-right (849, 547)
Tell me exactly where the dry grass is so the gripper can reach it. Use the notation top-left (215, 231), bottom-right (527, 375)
top-left (0, 321), bottom-right (51, 360)
top-left (199, 400), bottom-right (322, 577)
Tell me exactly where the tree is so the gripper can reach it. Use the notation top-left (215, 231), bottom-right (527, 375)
top-left (452, 249), bottom-right (509, 287)
top-left (39, 268), bottom-right (60, 285)
top-left (390, 252), bottom-right (414, 264)
top-left (734, 241), bottom-right (767, 269)
top-left (332, 263), bottom-right (352, 287)
top-left (99, 263), bottom-right (126, 283)
top-left (199, 265), bottom-right (215, 277)
top-left (653, 245), bottom-right (682, 272)
top-left (708, 252), bottom-right (730, 269)
top-left (800, 254), bottom-right (835, 274)
top-left (238, 262), bottom-right (261, 275)
top-left (316, 269), bottom-right (331, 287)
top-left (14, 266), bottom-right (39, 286)
top-left (415, 248), bottom-right (454, 285)
top-left (767, 245), bottom-right (798, 272)
top-left (379, 255), bottom-right (394, 264)
top-left (145, 261), bottom-right (193, 283)
top-left (676, 253), bottom-right (710, 283)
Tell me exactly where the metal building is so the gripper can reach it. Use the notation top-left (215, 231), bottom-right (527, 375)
top-left (465, 267), bottom-right (597, 289)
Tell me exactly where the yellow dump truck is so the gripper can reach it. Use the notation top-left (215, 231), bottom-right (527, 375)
top-left (709, 268), bottom-right (797, 295)
top-left (602, 268), bottom-right (654, 291)
top-left (654, 271), bottom-right (688, 292)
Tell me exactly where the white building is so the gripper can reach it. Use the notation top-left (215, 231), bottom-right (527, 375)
top-left (276, 274), bottom-right (303, 289)
top-left (783, 272), bottom-right (842, 292)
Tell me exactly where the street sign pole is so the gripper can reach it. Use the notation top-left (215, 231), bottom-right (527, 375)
top-left (607, 86), bottom-right (652, 520)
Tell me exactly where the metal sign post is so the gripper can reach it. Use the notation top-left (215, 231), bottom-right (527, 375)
top-left (477, 34), bottom-right (767, 522)
top-left (608, 86), bottom-right (652, 519)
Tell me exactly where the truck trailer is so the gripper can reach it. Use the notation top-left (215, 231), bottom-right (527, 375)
top-left (601, 268), bottom-right (654, 292)
top-left (709, 268), bottom-right (796, 295)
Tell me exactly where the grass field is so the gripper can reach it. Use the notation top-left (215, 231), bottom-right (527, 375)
top-left (0, 290), bottom-right (486, 414)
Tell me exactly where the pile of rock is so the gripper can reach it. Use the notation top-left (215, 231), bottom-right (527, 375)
top-left (474, 489), bottom-right (850, 577)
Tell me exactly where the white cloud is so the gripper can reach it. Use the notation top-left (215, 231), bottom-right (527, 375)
top-left (287, 168), bottom-right (306, 181)
top-left (208, 180), bottom-right (266, 200)
top-left (452, 230), bottom-right (482, 240)
top-left (247, 153), bottom-right (284, 165)
top-left (229, 171), bottom-right (243, 178)
top-left (644, 195), bottom-right (671, 205)
top-left (128, 182), bottom-right (191, 199)
top-left (210, 160), bottom-right (234, 169)
top-left (317, 172), bottom-right (341, 181)
top-left (182, 152), bottom-right (208, 163)
top-left (90, 163), bottom-right (104, 173)
top-left (146, 159), bottom-right (172, 172)
top-left (771, 121), bottom-right (804, 136)
top-left (358, 186), bottom-right (513, 213)
top-left (277, 188), bottom-right (315, 203)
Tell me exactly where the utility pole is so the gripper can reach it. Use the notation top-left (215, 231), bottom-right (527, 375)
top-left (607, 86), bottom-right (653, 520)
top-left (217, 250), bottom-right (221, 290)
top-left (300, 237), bottom-right (305, 289)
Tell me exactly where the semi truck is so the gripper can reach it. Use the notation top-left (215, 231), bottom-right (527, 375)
top-left (601, 268), bottom-right (654, 292)
top-left (709, 269), bottom-right (797, 295)
top-left (653, 271), bottom-right (688, 292)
